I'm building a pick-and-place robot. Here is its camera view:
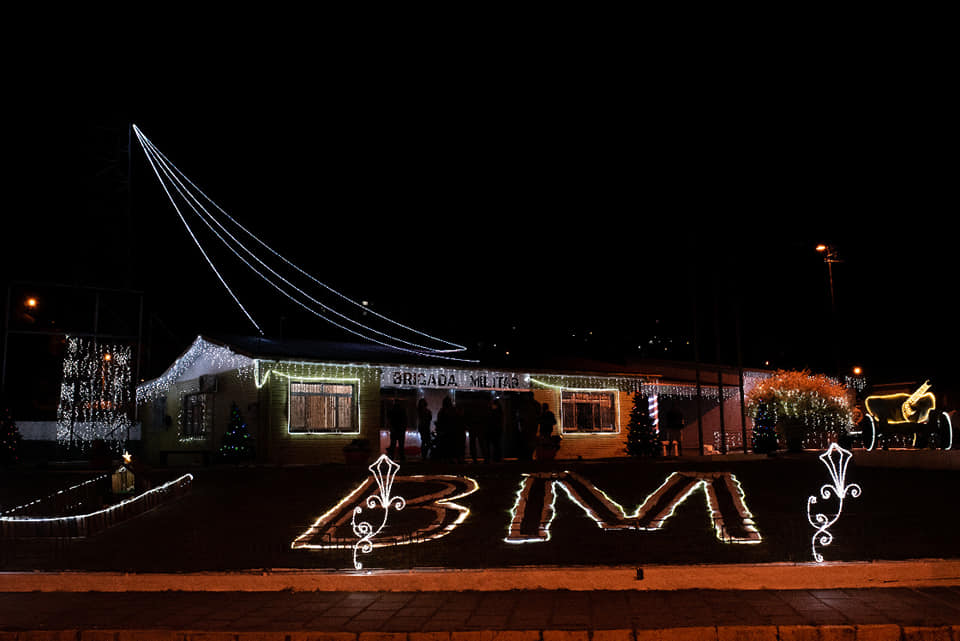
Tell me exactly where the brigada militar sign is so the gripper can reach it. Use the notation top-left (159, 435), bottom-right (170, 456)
top-left (381, 366), bottom-right (527, 390)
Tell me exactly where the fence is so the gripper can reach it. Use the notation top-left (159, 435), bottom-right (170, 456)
top-left (0, 474), bottom-right (193, 538)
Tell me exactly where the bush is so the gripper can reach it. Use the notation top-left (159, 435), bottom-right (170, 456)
top-left (747, 370), bottom-right (852, 451)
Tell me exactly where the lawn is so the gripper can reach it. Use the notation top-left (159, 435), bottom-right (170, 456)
top-left (2, 452), bottom-right (959, 572)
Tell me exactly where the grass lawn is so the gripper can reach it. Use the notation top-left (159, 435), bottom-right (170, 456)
top-left (2, 452), bottom-right (959, 571)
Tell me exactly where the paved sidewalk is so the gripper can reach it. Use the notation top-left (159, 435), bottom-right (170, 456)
top-left (2, 588), bottom-right (960, 640)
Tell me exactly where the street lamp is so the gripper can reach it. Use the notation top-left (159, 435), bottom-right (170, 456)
top-left (815, 244), bottom-right (841, 314)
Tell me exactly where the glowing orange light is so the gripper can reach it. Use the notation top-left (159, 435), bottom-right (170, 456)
top-left (25, 298), bottom-right (37, 308)
top-left (815, 244), bottom-right (827, 252)
top-left (103, 353), bottom-right (112, 362)
top-left (853, 367), bottom-right (862, 376)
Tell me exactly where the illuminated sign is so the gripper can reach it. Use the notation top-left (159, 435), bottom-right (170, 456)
top-left (291, 467), bottom-right (479, 557)
top-left (807, 442), bottom-right (861, 562)
top-left (292, 467), bottom-right (763, 568)
top-left (865, 380), bottom-right (936, 424)
top-left (505, 470), bottom-right (761, 544)
top-left (381, 367), bottom-right (527, 390)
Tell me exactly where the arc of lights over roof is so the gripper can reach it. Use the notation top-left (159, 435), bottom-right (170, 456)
top-left (134, 125), bottom-right (476, 363)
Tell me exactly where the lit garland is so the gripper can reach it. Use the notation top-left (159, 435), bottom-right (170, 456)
top-left (255, 359), bottom-right (380, 390)
top-left (0, 474), bottom-right (193, 525)
top-left (286, 377), bottom-right (362, 436)
top-left (504, 470), bottom-right (761, 544)
top-left (530, 378), bottom-right (622, 434)
top-left (136, 336), bottom-right (254, 403)
top-left (133, 125), bottom-right (474, 361)
top-left (57, 336), bottom-right (133, 447)
top-left (1, 473), bottom-right (109, 516)
top-left (807, 442), bottom-right (861, 562)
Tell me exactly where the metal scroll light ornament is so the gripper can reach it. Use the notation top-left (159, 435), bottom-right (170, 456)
top-left (806, 442), bottom-right (861, 562)
top-left (352, 454), bottom-right (406, 570)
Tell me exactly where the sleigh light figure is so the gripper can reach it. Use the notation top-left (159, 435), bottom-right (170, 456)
top-left (854, 381), bottom-right (953, 450)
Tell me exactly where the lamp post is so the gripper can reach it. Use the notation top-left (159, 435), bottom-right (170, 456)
top-left (815, 244), bottom-right (840, 314)
top-left (816, 244), bottom-right (842, 376)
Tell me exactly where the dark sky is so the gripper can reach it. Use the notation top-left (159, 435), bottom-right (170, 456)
top-left (5, 71), bottom-right (957, 395)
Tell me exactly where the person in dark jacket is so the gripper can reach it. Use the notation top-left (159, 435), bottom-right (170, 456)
top-left (538, 402), bottom-right (557, 438)
top-left (388, 400), bottom-right (407, 461)
top-left (485, 397), bottom-right (504, 462)
top-left (417, 398), bottom-right (432, 459)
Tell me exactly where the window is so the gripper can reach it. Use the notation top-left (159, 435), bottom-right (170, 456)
top-left (561, 391), bottom-right (617, 433)
top-left (182, 392), bottom-right (210, 438)
top-left (289, 381), bottom-right (357, 434)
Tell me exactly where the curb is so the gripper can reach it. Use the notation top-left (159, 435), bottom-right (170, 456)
top-left (2, 559), bottom-right (960, 593)
top-left (0, 625), bottom-right (959, 640)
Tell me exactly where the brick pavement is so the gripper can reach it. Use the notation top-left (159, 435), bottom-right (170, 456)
top-left (1, 588), bottom-right (960, 640)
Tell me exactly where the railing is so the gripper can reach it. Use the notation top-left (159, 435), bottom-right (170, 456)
top-left (0, 474), bottom-right (193, 538)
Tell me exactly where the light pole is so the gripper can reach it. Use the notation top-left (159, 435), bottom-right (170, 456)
top-left (816, 244), bottom-right (842, 375)
top-left (815, 244), bottom-right (840, 314)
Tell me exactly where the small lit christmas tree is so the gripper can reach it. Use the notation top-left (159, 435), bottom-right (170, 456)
top-left (625, 392), bottom-right (659, 457)
top-left (218, 402), bottom-right (254, 463)
top-left (0, 404), bottom-right (22, 466)
top-left (751, 400), bottom-right (779, 454)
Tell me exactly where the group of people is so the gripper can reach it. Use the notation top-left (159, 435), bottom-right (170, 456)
top-left (385, 393), bottom-right (558, 463)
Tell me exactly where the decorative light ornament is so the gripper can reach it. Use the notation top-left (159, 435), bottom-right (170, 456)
top-left (57, 336), bottom-right (133, 447)
top-left (136, 336), bottom-right (253, 403)
top-left (864, 381), bottom-right (936, 424)
top-left (133, 125), bottom-right (474, 361)
top-left (350, 454), bottom-right (407, 570)
top-left (504, 470), bottom-right (761, 544)
top-left (1, 474), bottom-right (193, 537)
top-left (807, 442), bottom-right (861, 562)
top-left (291, 472), bottom-right (478, 557)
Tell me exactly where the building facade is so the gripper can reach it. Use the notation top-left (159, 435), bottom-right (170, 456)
top-left (136, 335), bottom-right (763, 465)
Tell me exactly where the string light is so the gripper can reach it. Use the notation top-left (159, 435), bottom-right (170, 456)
top-left (136, 336), bottom-right (254, 403)
top-left (136, 128), bottom-right (263, 335)
top-left (286, 377), bottom-right (362, 436)
top-left (57, 336), bottom-right (133, 447)
top-left (504, 470), bottom-right (761, 544)
top-left (291, 472), bottom-right (479, 555)
top-left (133, 125), bottom-right (474, 361)
top-left (0, 474), bottom-right (193, 533)
top-left (807, 442), bottom-right (861, 562)
top-left (864, 381), bottom-right (936, 425)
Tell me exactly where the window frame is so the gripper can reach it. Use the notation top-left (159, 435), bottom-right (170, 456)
top-left (287, 379), bottom-right (360, 435)
top-left (181, 391), bottom-right (211, 440)
top-left (559, 389), bottom-right (620, 434)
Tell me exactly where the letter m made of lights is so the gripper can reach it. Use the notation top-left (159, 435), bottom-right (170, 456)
top-left (504, 471), bottom-right (762, 544)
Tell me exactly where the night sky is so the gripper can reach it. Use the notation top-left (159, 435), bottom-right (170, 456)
top-left (5, 78), bottom-right (957, 406)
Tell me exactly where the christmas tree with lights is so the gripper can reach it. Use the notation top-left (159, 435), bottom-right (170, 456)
top-left (751, 401), bottom-right (779, 454)
top-left (0, 404), bottom-right (22, 466)
top-left (625, 392), bottom-right (659, 457)
top-left (218, 402), bottom-right (254, 463)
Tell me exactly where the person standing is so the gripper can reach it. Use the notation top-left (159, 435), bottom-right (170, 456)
top-left (388, 400), bottom-right (407, 461)
top-left (538, 402), bottom-right (557, 438)
top-left (517, 393), bottom-right (540, 461)
top-left (485, 397), bottom-right (504, 462)
top-left (436, 396), bottom-right (464, 463)
top-left (665, 402), bottom-right (685, 457)
top-left (417, 398), bottom-right (432, 460)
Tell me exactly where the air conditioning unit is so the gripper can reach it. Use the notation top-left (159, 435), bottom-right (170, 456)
top-left (199, 375), bottom-right (218, 393)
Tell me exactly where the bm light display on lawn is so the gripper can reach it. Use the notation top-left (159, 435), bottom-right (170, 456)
top-left (807, 442), bottom-right (861, 562)
top-left (291, 455), bottom-right (479, 568)
top-left (504, 470), bottom-right (762, 544)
